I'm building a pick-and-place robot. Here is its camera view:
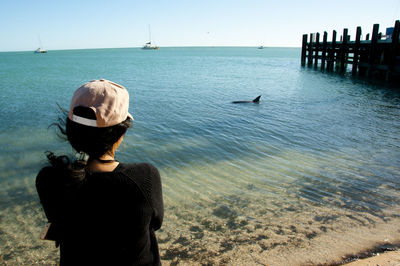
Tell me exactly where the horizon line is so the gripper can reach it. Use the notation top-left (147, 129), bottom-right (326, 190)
top-left (1, 45), bottom-right (301, 53)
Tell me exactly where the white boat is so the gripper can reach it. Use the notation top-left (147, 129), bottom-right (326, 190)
top-left (142, 26), bottom-right (159, 50)
top-left (34, 36), bottom-right (47, 53)
top-left (142, 42), bottom-right (159, 50)
top-left (34, 47), bottom-right (47, 53)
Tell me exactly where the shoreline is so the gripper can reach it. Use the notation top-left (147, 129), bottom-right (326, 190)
top-left (339, 240), bottom-right (400, 264)
top-left (342, 250), bottom-right (400, 265)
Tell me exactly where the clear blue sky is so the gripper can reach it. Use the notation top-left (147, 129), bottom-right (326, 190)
top-left (1, 0), bottom-right (399, 51)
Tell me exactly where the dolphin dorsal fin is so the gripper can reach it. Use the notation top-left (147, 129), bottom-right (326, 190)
top-left (253, 95), bottom-right (261, 103)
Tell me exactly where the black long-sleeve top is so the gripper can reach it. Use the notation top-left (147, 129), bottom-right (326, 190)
top-left (36, 163), bottom-right (164, 266)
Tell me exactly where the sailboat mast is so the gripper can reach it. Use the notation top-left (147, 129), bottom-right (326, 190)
top-left (38, 35), bottom-right (43, 48)
top-left (148, 25), bottom-right (151, 43)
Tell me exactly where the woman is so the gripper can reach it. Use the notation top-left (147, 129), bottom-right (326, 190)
top-left (36, 79), bottom-right (164, 265)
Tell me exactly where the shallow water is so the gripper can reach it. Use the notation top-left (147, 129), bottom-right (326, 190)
top-left (0, 47), bottom-right (400, 265)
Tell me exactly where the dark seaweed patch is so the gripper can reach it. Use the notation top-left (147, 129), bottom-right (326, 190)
top-left (226, 219), bottom-right (239, 229)
top-left (336, 241), bottom-right (400, 265)
top-left (305, 231), bottom-right (318, 239)
top-left (319, 226), bottom-right (328, 232)
top-left (212, 204), bottom-right (238, 219)
top-left (290, 225), bottom-right (297, 233)
top-left (173, 236), bottom-right (190, 246)
top-left (162, 247), bottom-right (190, 260)
top-left (189, 225), bottom-right (202, 232)
top-left (256, 234), bottom-right (269, 241)
top-left (220, 241), bottom-right (234, 252)
top-left (313, 214), bottom-right (339, 223)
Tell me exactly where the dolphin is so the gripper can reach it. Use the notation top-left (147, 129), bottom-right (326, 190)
top-left (232, 95), bottom-right (261, 104)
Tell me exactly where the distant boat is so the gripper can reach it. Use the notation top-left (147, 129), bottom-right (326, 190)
top-left (258, 45), bottom-right (264, 49)
top-left (34, 35), bottom-right (47, 53)
top-left (142, 25), bottom-right (159, 50)
top-left (142, 42), bottom-right (159, 50)
top-left (34, 47), bottom-right (47, 53)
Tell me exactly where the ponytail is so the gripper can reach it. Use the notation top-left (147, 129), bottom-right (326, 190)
top-left (45, 151), bottom-right (86, 187)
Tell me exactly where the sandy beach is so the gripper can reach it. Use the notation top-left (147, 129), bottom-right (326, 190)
top-left (0, 177), bottom-right (400, 265)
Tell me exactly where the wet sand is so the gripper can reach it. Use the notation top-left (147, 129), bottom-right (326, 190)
top-left (156, 201), bottom-right (400, 265)
top-left (344, 250), bottom-right (400, 266)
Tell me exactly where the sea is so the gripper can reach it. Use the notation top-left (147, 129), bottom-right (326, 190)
top-left (0, 47), bottom-right (399, 265)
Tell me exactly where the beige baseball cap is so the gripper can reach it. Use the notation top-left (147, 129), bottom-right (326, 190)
top-left (68, 79), bottom-right (133, 127)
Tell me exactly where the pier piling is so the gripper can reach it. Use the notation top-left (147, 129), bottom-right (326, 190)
top-left (308, 33), bottom-right (314, 67)
top-left (301, 34), bottom-right (307, 67)
top-left (321, 31), bottom-right (328, 70)
top-left (387, 20), bottom-right (400, 81)
top-left (367, 24), bottom-right (380, 77)
top-left (314, 33), bottom-right (320, 67)
top-left (352, 27), bottom-right (362, 76)
top-left (339, 28), bottom-right (348, 72)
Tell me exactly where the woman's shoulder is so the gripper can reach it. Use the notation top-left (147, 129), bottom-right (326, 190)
top-left (118, 163), bottom-right (161, 191)
top-left (36, 166), bottom-right (65, 197)
top-left (37, 165), bottom-right (56, 175)
top-left (36, 166), bottom-right (58, 183)
top-left (119, 162), bottom-right (160, 177)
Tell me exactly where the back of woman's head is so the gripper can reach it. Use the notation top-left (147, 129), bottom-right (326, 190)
top-left (66, 79), bottom-right (133, 159)
top-left (47, 79), bottom-right (133, 183)
top-left (67, 106), bottom-right (131, 159)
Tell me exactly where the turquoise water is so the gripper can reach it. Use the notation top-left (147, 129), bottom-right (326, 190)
top-left (1, 47), bottom-right (400, 265)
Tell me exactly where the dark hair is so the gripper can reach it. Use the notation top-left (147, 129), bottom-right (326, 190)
top-left (47, 106), bottom-right (132, 185)
top-left (66, 106), bottom-right (132, 159)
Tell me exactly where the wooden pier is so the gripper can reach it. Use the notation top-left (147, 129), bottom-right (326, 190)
top-left (301, 20), bottom-right (400, 82)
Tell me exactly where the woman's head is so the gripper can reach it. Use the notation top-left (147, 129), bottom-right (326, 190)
top-left (66, 79), bottom-right (133, 158)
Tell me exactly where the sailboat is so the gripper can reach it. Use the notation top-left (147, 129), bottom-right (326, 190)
top-left (142, 25), bottom-right (159, 50)
top-left (34, 47), bottom-right (47, 53)
top-left (34, 36), bottom-right (47, 53)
